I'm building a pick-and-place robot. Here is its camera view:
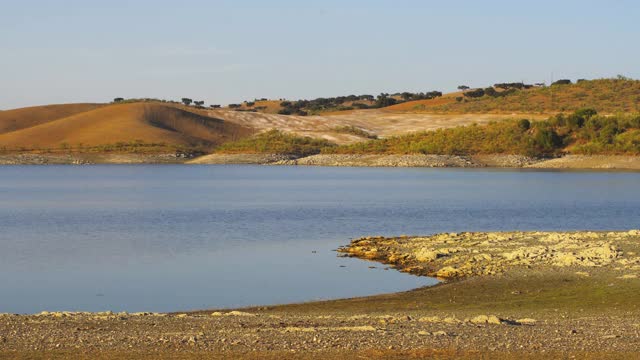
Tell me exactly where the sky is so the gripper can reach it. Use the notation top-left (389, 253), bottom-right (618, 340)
top-left (1, 0), bottom-right (639, 109)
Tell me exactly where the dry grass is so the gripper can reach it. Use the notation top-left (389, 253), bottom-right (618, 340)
top-left (407, 79), bottom-right (640, 114)
top-left (1, 350), bottom-right (629, 360)
top-left (0, 103), bottom-right (104, 134)
top-left (382, 92), bottom-right (462, 112)
top-left (0, 103), bottom-right (252, 151)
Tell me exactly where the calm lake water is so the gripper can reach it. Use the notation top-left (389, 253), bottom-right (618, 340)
top-left (1, 165), bottom-right (640, 314)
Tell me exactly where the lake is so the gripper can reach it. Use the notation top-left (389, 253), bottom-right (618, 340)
top-left (1, 165), bottom-right (639, 314)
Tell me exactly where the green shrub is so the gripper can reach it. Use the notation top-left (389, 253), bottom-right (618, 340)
top-left (215, 130), bottom-right (335, 156)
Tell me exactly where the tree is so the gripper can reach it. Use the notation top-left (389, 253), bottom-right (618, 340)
top-left (210, 105), bottom-right (221, 109)
top-left (552, 79), bottom-right (572, 85)
top-left (463, 88), bottom-right (485, 98)
top-left (375, 93), bottom-right (397, 108)
top-left (400, 92), bottom-right (414, 101)
top-left (113, 97), bottom-right (124, 103)
top-left (534, 127), bottom-right (562, 153)
top-left (518, 119), bottom-right (531, 131)
top-left (194, 100), bottom-right (205, 106)
top-left (181, 98), bottom-right (193, 106)
top-left (457, 85), bottom-right (470, 91)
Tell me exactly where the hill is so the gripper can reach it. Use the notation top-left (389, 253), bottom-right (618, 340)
top-left (394, 78), bottom-right (640, 114)
top-left (0, 103), bottom-right (105, 134)
top-left (0, 103), bottom-right (252, 152)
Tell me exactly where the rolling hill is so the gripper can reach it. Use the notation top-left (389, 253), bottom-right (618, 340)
top-left (0, 103), bottom-right (253, 151)
top-left (0, 103), bottom-right (105, 134)
top-left (392, 78), bottom-right (640, 114)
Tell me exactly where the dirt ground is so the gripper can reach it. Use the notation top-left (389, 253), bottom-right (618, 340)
top-left (208, 109), bottom-right (547, 144)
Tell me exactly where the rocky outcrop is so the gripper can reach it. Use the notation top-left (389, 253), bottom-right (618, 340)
top-left (338, 231), bottom-right (640, 280)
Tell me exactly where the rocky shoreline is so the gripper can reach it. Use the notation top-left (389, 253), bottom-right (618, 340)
top-left (0, 153), bottom-right (187, 165)
top-left (2, 152), bottom-right (640, 170)
top-left (2, 230), bottom-right (640, 359)
top-left (189, 153), bottom-right (640, 170)
top-left (338, 230), bottom-right (640, 280)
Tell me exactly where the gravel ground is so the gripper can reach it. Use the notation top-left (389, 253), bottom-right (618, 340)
top-left (1, 311), bottom-right (639, 355)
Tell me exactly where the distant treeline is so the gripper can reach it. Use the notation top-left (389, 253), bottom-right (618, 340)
top-left (277, 91), bottom-right (443, 115)
top-left (112, 97), bottom-right (221, 110)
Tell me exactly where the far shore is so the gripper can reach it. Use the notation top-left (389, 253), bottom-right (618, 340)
top-left (3, 152), bottom-right (640, 170)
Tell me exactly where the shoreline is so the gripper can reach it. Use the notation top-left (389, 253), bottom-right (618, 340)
top-left (2, 230), bottom-right (640, 359)
top-left (3, 152), bottom-right (640, 170)
top-left (192, 153), bottom-right (640, 170)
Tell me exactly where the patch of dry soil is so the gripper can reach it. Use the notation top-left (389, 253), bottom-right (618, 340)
top-left (209, 109), bottom-right (543, 144)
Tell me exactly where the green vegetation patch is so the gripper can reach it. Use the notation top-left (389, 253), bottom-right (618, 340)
top-left (215, 130), bottom-right (336, 157)
top-left (323, 110), bottom-right (640, 157)
top-left (332, 126), bottom-right (378, 139)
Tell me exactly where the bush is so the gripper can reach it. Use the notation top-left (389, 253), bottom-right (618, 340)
top-left (552, 79), bottom-right (572, 85)
top-left (463, 88), bottom-right (485, 98)
top-left (518, 119), bottom-right (531, 131)
top-left (216, 130), bottom-right (335, 156)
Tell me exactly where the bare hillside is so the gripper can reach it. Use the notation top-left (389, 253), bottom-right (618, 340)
top-left (0, 103), bottom-right (252, 151)
top-left (209, 109), bottom-right (544, 144)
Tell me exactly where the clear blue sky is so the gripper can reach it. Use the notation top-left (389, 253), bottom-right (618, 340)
top-left (1, 0), bottom-right (638, 109)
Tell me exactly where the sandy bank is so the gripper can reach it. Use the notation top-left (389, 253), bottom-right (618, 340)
top-left (526, 155), bottom-right (640, 170)
top-left (187, 153), bottom-right (297, 165)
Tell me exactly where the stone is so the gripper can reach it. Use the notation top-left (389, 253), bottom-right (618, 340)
top-left (436, 266), bottom-right (462, 278)
top-left (487, 315), bottom-right (502, 325)
top-left (226, 311), bottom-right (256, 317)
top-left (517, 318), bottom-right (537, 326)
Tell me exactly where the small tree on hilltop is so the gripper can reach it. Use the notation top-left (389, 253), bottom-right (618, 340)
top-left (181, 98), bottom-right (193, 106)
top-left (552, 79), bottom-right (572, 85)
top-left (457, 85), bottom-right (470, 91)
top-left (113, 97), bottom-right (124, 103)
